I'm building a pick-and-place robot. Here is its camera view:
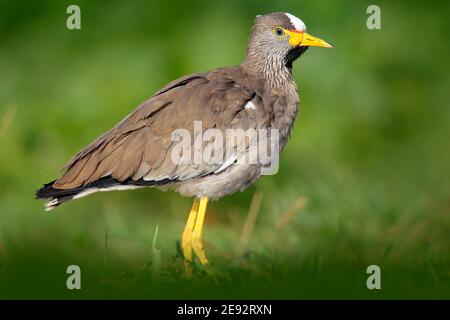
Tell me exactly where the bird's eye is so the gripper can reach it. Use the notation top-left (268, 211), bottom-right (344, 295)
top-left (273, 27), bottom-right (286, 37)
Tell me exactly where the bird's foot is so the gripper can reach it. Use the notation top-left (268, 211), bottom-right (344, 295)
top-left (182, 232), bottom-right (194, 279)
top-left (181, 227), bottom-right (194, 263)
top-left (182, 233), bottom-right (211, 279)
top-left (192, 235), bottom-right (209, 266)
top-left (181, 197), bottom-right (213, 279)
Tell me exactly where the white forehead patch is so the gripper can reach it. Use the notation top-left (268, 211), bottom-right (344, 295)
top-left (285, 13), bottom-right (306, 31)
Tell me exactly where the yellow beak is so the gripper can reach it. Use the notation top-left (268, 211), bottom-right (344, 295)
top-left (288, 30), bottom-right (333, 48)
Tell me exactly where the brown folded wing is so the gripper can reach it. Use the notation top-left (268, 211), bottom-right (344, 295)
top-left (53, 66), bottom-right (266, 190)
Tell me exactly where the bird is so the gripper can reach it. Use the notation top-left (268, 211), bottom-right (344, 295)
top-left (36, 12), bottom-right (331, 273)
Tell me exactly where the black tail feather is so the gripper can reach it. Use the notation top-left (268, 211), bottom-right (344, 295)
top-left (35, 176), bottom-right (175, 210)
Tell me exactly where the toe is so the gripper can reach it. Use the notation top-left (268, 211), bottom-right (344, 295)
top-left (192, 236), bottom-right (209, 265)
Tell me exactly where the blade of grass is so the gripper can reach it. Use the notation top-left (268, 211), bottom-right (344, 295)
top-left (151, 225), bottom-right (161, 278)
top-left (277, 196), bottom-right (307, 231)
top-left (235, 191), bottom-right (263, 257)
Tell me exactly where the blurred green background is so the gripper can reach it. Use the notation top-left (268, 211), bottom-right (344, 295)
top-left (0, 0), bottom-right (449, 299)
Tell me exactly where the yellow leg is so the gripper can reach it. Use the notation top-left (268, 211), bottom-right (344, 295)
top-left (182, 200), bottom-right (199, 263)
top-left (192, 197), bottom-right (209, 265)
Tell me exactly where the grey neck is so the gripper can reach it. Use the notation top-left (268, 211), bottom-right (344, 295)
top-left (242, 52), bottom-right (293, 89)
top-left (242, 50), bottom-right (300, 152)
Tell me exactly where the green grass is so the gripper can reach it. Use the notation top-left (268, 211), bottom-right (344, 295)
top-left (0, 0), bottom-right (449, 299)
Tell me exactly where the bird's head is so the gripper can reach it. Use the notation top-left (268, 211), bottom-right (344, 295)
top-left (246, 12), bottom-right (332, 70)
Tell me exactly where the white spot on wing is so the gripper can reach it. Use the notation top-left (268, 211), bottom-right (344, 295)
top-left (285, 13), bottom-right (306, 31)
top-left (244, 101), bottom-right (256, 110)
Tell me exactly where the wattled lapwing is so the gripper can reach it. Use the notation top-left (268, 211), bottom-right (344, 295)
top-left (36, 12), bottom-right (331, 271)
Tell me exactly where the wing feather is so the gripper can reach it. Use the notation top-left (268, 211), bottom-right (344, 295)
top-left (54, 67), bottom-right (263, 189)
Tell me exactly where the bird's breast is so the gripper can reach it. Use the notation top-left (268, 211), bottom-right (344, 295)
top-left (264, 82), bottom-right (300, 151)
